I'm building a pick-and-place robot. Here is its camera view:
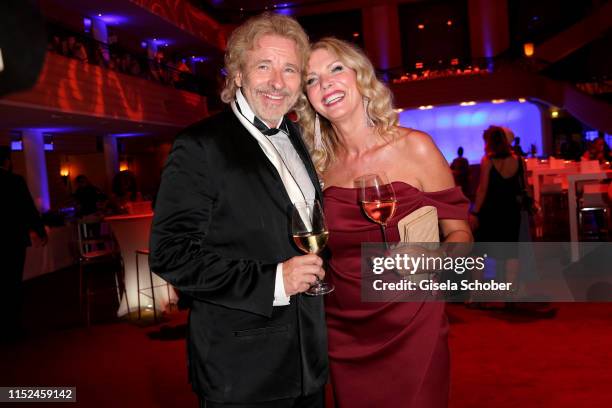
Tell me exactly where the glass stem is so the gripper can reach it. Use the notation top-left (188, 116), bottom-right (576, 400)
top-left (380, 223), bottom-right (390, 250)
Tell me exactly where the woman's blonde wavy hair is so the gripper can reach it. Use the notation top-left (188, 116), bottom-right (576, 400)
top-left (220, 13), bottom-right (310, 104)
top-left (295, 37), bottom-right (399, 173)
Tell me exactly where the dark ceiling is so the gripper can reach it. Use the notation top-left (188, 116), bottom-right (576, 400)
top-left (193, 0), bottom-right (421, 23)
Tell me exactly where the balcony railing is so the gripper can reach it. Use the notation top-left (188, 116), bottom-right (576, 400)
top-left (46, 23), bottom-right (214, 99)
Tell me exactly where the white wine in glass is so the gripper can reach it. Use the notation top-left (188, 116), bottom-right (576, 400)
top-left (291, 200), bottom-right (334, 296)
top-left (292, 230), bottom-right (330, 254)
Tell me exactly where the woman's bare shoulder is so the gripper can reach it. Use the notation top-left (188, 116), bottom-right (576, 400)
top-left (393, 127), bottom-right (440, 159)
top-left (391, 127), bottom-right (455, 191)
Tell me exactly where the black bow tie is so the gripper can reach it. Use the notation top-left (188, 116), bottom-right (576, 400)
top-left (253, 116), bottom-right (287, 136)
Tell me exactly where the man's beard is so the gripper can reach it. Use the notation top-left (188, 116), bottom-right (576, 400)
top-left (252, 87), bottom-right (296, 123)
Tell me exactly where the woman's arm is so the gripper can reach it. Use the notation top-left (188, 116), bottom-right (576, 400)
top-left (468, 156), bottom-right (491, 231)
top-left (520, 158), bottom-right (534, 201)
top-left (472, 156), bottom-right (491, 214)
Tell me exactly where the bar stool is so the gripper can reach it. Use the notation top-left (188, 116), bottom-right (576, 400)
top-left (540, 183), bottom-right (567, 237)
top-left (78, 217), bottom-right (129, 326)
top-left (135, 248), bottom-right (171, 322)
top-left (578, 184), bottom-right (610, 241)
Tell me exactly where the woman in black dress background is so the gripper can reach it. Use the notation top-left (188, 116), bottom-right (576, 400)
top-left (469, 127), bottom-right (555, 316)
top-left (470, 126), bottom-right (524, 242)
top-left (469, 126), bottom-right (526, 297)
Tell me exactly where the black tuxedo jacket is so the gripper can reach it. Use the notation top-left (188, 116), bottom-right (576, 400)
top-left (149, 110), bottom-right (328, 403)
top-left (0, 168), bottom-right (46, 247)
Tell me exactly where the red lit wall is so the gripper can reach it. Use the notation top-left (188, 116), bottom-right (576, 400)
top-left (3, 52), bottom-right (208, 127)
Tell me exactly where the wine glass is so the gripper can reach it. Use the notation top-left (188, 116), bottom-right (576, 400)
top-left (291, 200), bottom-right (334, 296)
top-left (355, 173), bottom-right (397, 249)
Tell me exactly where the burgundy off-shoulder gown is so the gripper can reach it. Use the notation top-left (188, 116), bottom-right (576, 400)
top-left (323, 182), bottom-right (469, 408)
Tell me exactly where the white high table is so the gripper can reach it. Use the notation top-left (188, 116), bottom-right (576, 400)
top-left (568, 170), bottom-right (612, 261)
top-left (531, 164), bottom-right (579, 205)
top-left (105, 213), bottom-right (177, 316)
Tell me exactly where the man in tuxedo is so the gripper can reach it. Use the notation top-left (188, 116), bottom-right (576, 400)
top-left (149, 13), bottom-right (328, 407)
top-left (0, 146), bottom-right (47, 342)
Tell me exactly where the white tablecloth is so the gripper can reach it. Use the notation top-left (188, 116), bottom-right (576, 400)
top-left (105, 213), bottom-right (177, 316)
top-left (23, 224), bottom-right (77, 281)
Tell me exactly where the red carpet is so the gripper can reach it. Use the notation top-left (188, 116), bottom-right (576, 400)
top-left (447, 303), bottom-right (612, 408)
top-left (2, 271), bottom-right (612, 407)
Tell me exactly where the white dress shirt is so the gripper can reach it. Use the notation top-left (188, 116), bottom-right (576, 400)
top-left (235, 90), bottom-right (316, 306)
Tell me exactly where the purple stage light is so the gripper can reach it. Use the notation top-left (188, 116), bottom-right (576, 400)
top-left (19, 127), bottom-right (82, 133)
top-left (110, 133), bottom-right (149, 138)
top-left (152, 38), bottom-right (172, 46)
top-left (10, 141), bottom-right (23, 151)
top-left (97, 15), bottom-right (128, 25)
top-left (275, 2), bottom-right (293, 15)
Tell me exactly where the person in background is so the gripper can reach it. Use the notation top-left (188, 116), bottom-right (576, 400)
top-left (149, 51), bottom-right (167, 83)
top-left (92, 43), bottom-right (109, 68)
top-left (470, 126), bottom-right (524, 243)
top-left (177, 58), bottom-right (191, 74)
top-left (593, 136), bottom-right (611, 164)
top-left (530, 143), bottom-right (537, 158)
top-left (500, 126), bottom-right (525, 158)
top-left (0, 146), bottom-right (48, 343)
top-left (450, 146), bottom-right (470, 196)
top-left (126, 54), bottom-right (142, 76)
top-left (469, 127), bottom-right (527, 309)
top-left (119, 54), bottom-right (131, 74)
top-left (62, 36), bottom-right (78, 58)
top-left (72, 40), bottom-right (88, 63)
top-left (107, 170), bottom-right (142, 214)
top-left (167, 57), bottom-right (179, 86)
top-left (470, 129), bottom-right (554, 315)
top-left (48, 35), bottom-right (63, 54)
top-left (512, 136), bottom-right (525, 157)
top-left (581, 140), bottom-right (597, 162)
top-left (73, 174), bottom-right (106, 216)
top-left (109, 53), bottom-right (122, 71)
top-left (173, 58), bottom-right (192, 89)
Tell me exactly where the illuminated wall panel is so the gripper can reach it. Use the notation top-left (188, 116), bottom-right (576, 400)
top-left (398, 101), bottom-right (543, 164)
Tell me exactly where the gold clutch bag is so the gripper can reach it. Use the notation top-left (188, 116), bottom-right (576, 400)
top-left (397, 205), bottom-right (440, 243)
top-left (396, 206), bottom-right (440, 285)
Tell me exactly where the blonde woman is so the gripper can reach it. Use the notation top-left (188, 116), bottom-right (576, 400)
top-left (298, 38), bottom-right (472, 408)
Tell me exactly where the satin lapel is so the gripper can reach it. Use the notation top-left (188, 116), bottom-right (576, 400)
top-left (286, 120), bottom-right (323, 203)
top-left (228, 113), bottom-right (294, 207)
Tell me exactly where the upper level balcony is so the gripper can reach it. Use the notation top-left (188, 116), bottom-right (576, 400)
top-left (0, 49), bottom-right (208, 133)
top-left (0, 0), bottom-right (225, 137)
